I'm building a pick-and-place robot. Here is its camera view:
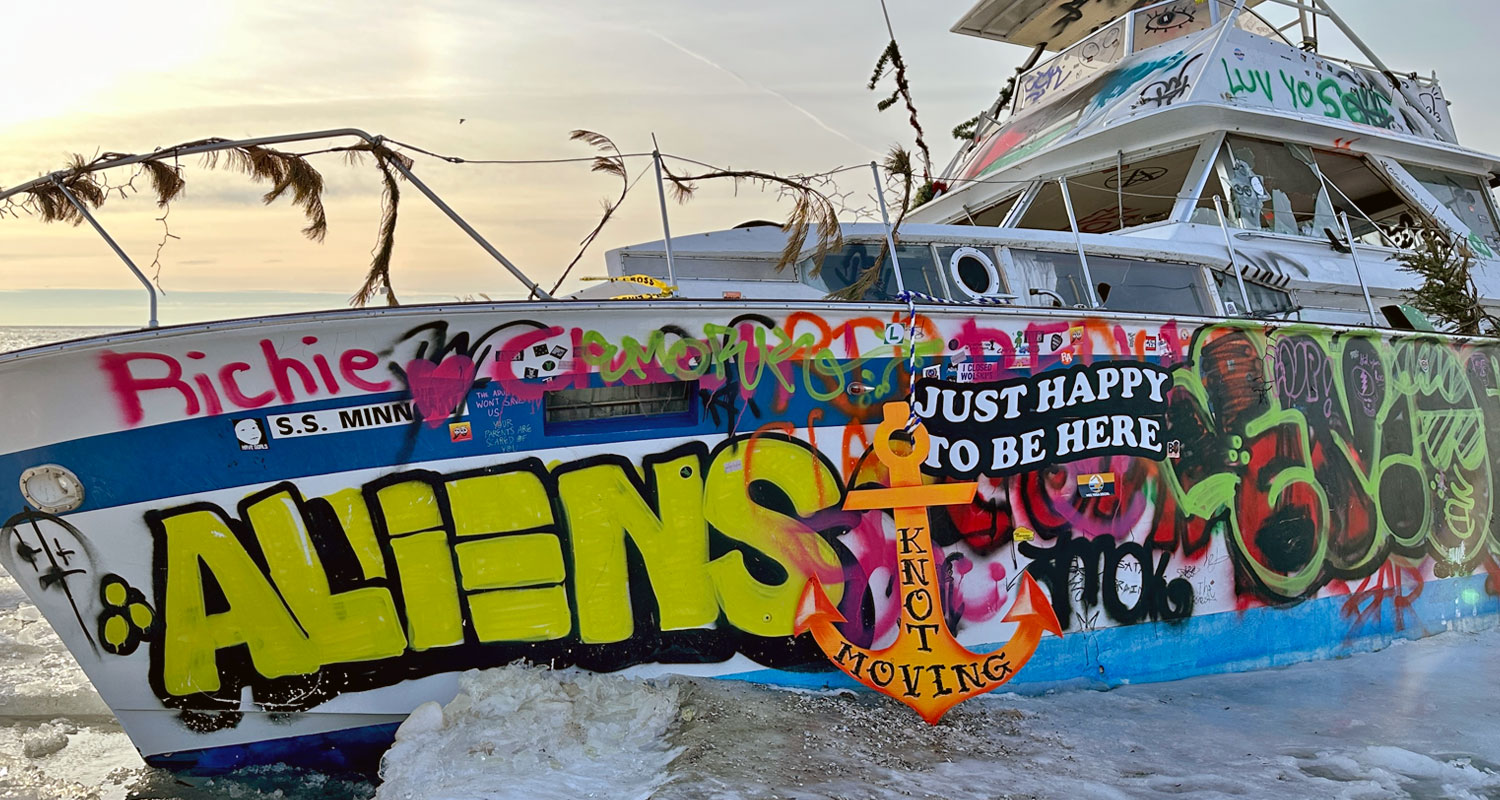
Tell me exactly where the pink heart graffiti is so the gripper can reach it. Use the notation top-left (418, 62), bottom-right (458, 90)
top-left (405, 355), bottom-right (476, 427)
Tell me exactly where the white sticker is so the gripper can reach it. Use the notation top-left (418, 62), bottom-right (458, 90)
top-left (268, 399), bottom-right (467, 439)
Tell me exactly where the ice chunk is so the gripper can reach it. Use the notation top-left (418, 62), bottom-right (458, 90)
top-left (375, 664), bottom-right (681, 800)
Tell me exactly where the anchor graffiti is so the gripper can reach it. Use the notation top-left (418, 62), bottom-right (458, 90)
top-left (795, 401), bottom-right (1063, 724)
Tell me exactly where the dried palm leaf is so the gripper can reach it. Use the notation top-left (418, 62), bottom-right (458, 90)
top-left (659, 163), bottom-right (841, 274)
top-left (826, 146), bottom-right (913, 301)
top-left (140, 160), bottom-right (186, 207)
top-left (349, 145), bottom-right (406, 308)
top-left (545, 130), bottom-right (632, 297)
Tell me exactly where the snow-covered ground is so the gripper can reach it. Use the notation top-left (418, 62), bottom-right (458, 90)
top-left (0, 552), bottom-right (1496, 800)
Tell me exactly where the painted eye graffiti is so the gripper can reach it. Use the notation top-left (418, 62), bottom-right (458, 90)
top-left (1144, 5), bottom-right (1196, 33)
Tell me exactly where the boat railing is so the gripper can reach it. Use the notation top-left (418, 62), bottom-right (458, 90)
top-left (0, 129), bottom-right (559, 329)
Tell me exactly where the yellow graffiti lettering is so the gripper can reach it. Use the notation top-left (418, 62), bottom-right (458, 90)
top-left (377, 481), bottom-right (463, 650)
top-left (559, 452), bottom-right (717, 643)
top-left (325, 488), bottom-right (385, 579)
top-left (457, 534), bottom-right (571, 642)
top-left (705, 438), bottom-right (844, 637)
top-left (244, 490), bottom-right (407, 665)
top-left (157, 509), bottom-right (315, 695)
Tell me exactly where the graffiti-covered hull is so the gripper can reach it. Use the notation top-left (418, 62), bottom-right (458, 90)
top-left (1, 300), bottom-right (1497, 772)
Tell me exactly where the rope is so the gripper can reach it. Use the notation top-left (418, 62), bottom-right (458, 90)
top-left (894, 290), bottom-right (1014, 432)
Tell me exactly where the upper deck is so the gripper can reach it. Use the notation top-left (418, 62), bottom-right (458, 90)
top-left (600, 3), bottom-right (1500, 333)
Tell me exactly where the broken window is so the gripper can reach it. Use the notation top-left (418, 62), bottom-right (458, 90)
top-left (1215, 135), bottom-right (1427, 247)
top-left (1399, 163), bottom-right (1500, 251)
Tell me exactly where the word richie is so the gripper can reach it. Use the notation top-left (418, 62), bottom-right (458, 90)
top-left (101, 338), bottom-right (391, 425)
top-left (912, 363), bottom-right (1171, 478)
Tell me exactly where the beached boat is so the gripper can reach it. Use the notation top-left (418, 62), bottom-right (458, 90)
top-left (1, 0), bottom-right (1497, 775)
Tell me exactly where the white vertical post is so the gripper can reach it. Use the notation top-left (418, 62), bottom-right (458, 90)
top-left (51, 176), bottom-right (158, 328)
top-left (651, 134), bottom-right (677, 292)
top-left (1339, 212), bottom-right (1381, 326)
top-left (1213, 196), bottom-right (1253, 316)
top-left (872, 161), bottom-right (907, 296)
top-left (1057, 177), bottom-right (1099, 308)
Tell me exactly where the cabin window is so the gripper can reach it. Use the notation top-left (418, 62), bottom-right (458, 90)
top-left (1211, 273), bottom-right (1298, 317)
top-left (1215, 135), bottom-right (1426, 247)
top-left (937, 245), bottom-right (1008, 298)
top-left (1012, 250), bottom-right (1212, 315)
top-left (1398, 163), bottom-right (1500, 250)
top-left (800, 242), bottom-right (947, 301)
top-left (544, 381), bottom-right (696, 430)
top-left (1017, 147), bottom-right (1198, 234)
top-left (958, 193), bottom-right (1020, 226)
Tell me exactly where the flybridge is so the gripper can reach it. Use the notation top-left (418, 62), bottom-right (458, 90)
top-left (951, 0), bottom-right (1270, 50)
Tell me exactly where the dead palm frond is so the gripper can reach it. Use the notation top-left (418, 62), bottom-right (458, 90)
top-left (659, 163), bottom-right (842, 275)
top-left (827, 145), bottom-right (913, 301)
top-left (347, 144), bottom-right (411, 307)
top-left (544, 130), bottom-right (631, 297)
top-left (199, 144), bottom-right (328, 241)
top-left (139, 160), bottom-right (186, 208)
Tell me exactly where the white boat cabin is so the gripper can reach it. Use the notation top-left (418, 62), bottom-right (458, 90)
top-left (600, 0), bottom-right (1500, 331)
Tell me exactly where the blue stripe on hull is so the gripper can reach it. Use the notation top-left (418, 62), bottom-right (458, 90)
top-left (145, 574), bottom-right (1499, 776)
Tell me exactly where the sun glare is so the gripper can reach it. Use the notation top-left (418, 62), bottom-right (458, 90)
top-left (2, 0), bottom-right (230, 132)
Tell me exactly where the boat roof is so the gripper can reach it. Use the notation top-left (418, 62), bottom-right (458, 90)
top-left (952, 0), bottom-right (1266, 50)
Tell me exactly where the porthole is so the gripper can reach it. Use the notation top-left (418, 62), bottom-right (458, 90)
top-left (948, 246), bottom-right (1001, 298)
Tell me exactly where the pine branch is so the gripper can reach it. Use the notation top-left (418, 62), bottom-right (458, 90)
top-left (868, 39), bottom-right (932, 179)
top-left (1396, 225), bottom-right (1500, 336)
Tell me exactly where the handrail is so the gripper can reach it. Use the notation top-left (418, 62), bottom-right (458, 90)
top-left (0, 128), bottom-right (556, 316)
top-left (1212, 196), bottom-right (1254, 316)
top-left (1057, 178), bottom-right (1099, 308)
top-left (50, 176), bottom-right (158, 329)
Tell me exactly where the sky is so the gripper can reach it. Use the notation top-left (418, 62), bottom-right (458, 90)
top-left (1, 0), bottom-right (1497, 326)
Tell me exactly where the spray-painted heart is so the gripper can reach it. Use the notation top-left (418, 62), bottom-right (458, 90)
top-left (405, 355), bottom-right (476, 427)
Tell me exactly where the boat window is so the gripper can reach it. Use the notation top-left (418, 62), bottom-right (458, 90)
top-left (1132, 0), bottom-right (1214, 52)
top-left (1012, 249), bottom-right (1212, 315)
top-left (800, 242), bottom-right (947, 301)
top-left (544, 380), bottom-right (696, 431)
top-left (1398, 163), bottom-right (1500, 251)
top-left (618, 253), bottom-right (793, 282)
top-left (1191, 165), bottom-right (1228, 224)
top-left (1216, 135), bottom-right (1427, 247)
top-left (1017, 147), bottom-right (1198, 234)
top-left (937, 245), bottom-right (1008, 298)
top-left (1211, 272), bottom-right (1298, 317)
top-left (959, 193), bottom-right (1020, 226)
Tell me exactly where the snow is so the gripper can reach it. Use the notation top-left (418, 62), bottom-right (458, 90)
top-left (0, 555), bottom-right (1495, 799)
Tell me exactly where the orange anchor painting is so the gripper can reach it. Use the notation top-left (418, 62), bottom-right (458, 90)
top-left (795, 401), bottom-right (1064, 724)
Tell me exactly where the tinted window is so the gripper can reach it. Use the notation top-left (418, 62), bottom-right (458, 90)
top-left (1012, 250), bottom-right (1210, 315)
top-left (802, 243), bottom-right (946, 300)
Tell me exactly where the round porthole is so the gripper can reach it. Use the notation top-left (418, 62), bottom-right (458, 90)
top-left (19, 464), bottom-right (85, 514)
top-left (948, 246), bottom-right (1001, 298)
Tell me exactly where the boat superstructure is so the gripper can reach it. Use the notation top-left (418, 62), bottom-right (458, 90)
top-left (1, 0), bottom-right (1497, 776)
